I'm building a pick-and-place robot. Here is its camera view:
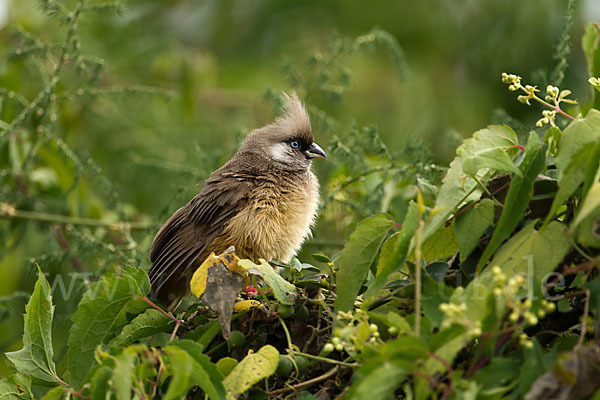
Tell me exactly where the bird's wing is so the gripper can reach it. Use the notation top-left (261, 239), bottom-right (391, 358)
top-left (148, 170), bottom-right (254, 302)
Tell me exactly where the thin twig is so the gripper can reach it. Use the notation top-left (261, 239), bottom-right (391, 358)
top-left (267, 366), bottom-right (340, 396)
top-left (140, 296), bottom-right (183, 325)
top-left (577, 290), bottom-right (590, 348)
top-left (414, 218), bottom-right (423, 337)
top-left (0, 203), bottom-right (150, 230)
top-left (473, 176), bottom-right (504, 207)
top-left (169, 320), bottom-right (182, 342)
top-left (293, 351), bottom-right (359, 368)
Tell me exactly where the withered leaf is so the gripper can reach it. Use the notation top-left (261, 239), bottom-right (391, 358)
top-left (525, 345), bottom-right (600, 400)
top-left (190, 249), bottom-right (248, 340)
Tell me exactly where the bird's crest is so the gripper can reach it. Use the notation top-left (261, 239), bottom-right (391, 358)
top-left (273, 92), bottom-right (312, 140)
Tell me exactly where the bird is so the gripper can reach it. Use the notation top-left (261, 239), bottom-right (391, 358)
top-left (148, 92), bottom-right (326, 305)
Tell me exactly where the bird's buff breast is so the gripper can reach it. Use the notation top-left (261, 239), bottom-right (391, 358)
top-left (212, 173), bottom-right (319, 263)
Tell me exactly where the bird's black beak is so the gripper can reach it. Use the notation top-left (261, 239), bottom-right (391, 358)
top-left (305, 143), bottom-right (327, 159)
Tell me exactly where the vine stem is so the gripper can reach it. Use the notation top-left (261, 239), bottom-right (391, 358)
top-left (0, 203), bottom-right (150, 230)
top-left (535, 95), bottom-right (575, 121)
top-left (473, 176), bottom-right (504, 207)
top-left (278, 316), bottom-right (358, 368)
top-left (293, 351), bottom-right (359, 368)
top-left (140, 296), bottom-right (183, 325)
top-left (414, 218), bottom-right (423, 337)
top-left (54, 375), bottom-right (88, 398)
top-left (267, 366), bottom-right (340, 396)
top-left (169, 320), bottom-right (182, 342)
top-left (577, 290), bottom-right (591, 348)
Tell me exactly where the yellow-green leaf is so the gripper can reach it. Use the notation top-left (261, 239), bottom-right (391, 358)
top-left (223, 345), bottom-right (279, 399)
top-left (421, 220), bottom-right (458, 262)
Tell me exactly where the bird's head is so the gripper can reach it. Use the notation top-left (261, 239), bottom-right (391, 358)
top-left (239, 92), bottom-right (326, 171)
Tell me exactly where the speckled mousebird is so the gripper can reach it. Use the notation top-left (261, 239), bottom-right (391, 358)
top-left (148, 93), bottom-right (326, 304)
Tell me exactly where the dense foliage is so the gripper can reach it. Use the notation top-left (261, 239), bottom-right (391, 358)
top-left (2, 0), bottom-right (600, 399)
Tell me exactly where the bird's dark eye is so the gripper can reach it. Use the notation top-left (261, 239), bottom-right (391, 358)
top-left (290, 140), bottom-right (300, 149)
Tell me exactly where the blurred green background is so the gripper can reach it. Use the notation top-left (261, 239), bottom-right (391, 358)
top-left (0, 0), bottom-right (597, 377)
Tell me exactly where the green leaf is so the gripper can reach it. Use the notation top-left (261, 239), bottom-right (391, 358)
top-left (472, 357), bottom-right (520, 393)
top-left (163, 346), bottom-right (196, 400)
top-left (555, 109), bottom-right (600, 180)
top-left (380, 312), bottom-right (413, 335)
top-left (384, 336), bottom-right (430, 360)
top-left (109, 308), bottom-right (174, 347)
top-left (575, 205), bottom-right (600, 248)
top-left (238, 259), bottom-right (297, 305)
top-left (122, 266), bottom-right (151, 295)
top-left (584, 276), bottom-right (600, 315)
top-left (454, 198), bottom-right (494, 261)
top-left (223, 345), bottom-right (279, 399)
top-left (0, 374), bottom-right (33, 400)
top-left (169, 340), bottom-right (226, 400)
top-left (481, 221), bottom-right (570, 288)
top-left (365, 202), bottom-right (419, 298)
top-left (66, 275), bottom-right (148, 389)
top-left (429, 324), bottom-right (466, 352)
top-left (0, 379), bottom-right (21, 400)
top-left (519, 339), bottom-right (546, 397)
top-left (334, 214), bottom-right (394, 312)
top-left (572, 180), bottom-right (600, 230)
top-left (216, 357), bottom-right (239, 377)
top-left (584, 23), bottom-right (600, 110)
top-left (40, 386), bottom-right (67, 400)
top-left (544, 144), bottom-right (593, 224)
top-left (421, 276), bottom-right (454, 327)
top-left (112, 350), bottom-right (137, 400)
top-left (184, 319), bottom-right (222, 350)
top-left (346, 360), bottom-right (412, 400)
top-left (90, 366), bottom-right (113, 400)
top-left (312, 254), bottom-right (331, 263)
top-left (5, 271), bottom-right (60, 385)
top-left (421, 220), bottom-right (458, 262)
top-left (349, 336), bottom-right (427, 399)
top-left (457, 125), bottom-right (522, 177)
top-left (477, 132), bottom-right (546, 271)
top-left (422, 157), bottom-right (480, 249)
top-left (583, 23), bottom-right (600, 78)
top-left (582, 138), bottom-right (600, 199)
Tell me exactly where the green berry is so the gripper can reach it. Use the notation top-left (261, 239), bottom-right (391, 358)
top-left (293, 355), bottom-right (310, 376)
top-left (227, 330), bottom-right (246, 349)
top-left (276, 356), bottom-right (294, 376)
top-left (278, 304), bottom-right (295, 319)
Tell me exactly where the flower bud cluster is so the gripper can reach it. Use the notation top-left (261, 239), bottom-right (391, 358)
top-left (502, 72), bottom-right (576, 128)
top-left (517, 85), bottom-right (539, 105)
top-left (329, 309), bottom-right (381, 353)
top-left (519, 333), bottom-right (534, 349)
top-left (490, 266), bottom-right (555, 329)
top-left (439, 302), bottom-right (482, 336)
top-left (501, 72), bottom-right (522, 91)
top-left (536, 110), bottom-right (557, 128)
